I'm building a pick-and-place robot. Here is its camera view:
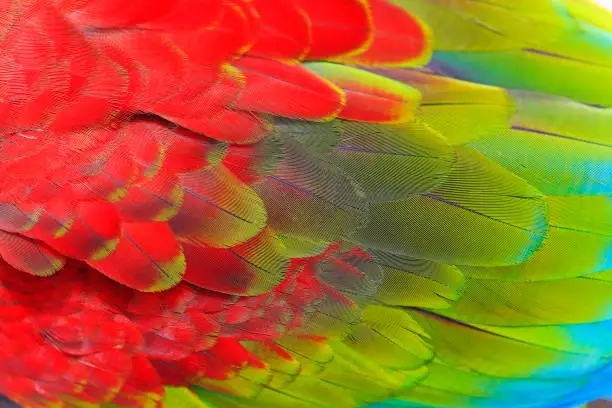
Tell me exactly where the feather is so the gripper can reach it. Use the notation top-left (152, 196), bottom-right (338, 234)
top-left (329, 120), bottom-right (454, 202)
top-left (169, 165), bottom-right (268, 248)
top-left (306, 63), bottom-right (421, 123)
top-left (370, 249), bottom-right (465, 309)
top-left (254, 136), bottom-right (367, 247)
top-left (408, 309), bottom-right (609, 380)
top-left (354, 147), bottom-right (548, 266)
top-left (471, 92), bottom-right (612, 195)
top-left (233, 56), bottom-right (344, 120)
top-left (182, 228), bottom-right (287, 296)
top-left (89, 222), bottom-right (186, 291)
top-left (0, 232), bottom-right (64, 277)
top-left (298, 0), bottom-right (372, 60)
top-left (247, 0), bottom-right (311, 60)
top-left (463, 195), bottom-right (612, 280)
top-left (379, 70), bottom-right (515, 146)
top-left (339, 0), bottom-right (431, 67)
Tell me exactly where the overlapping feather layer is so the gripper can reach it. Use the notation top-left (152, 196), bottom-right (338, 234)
top-left (0, 1), bottom-right (610, 407)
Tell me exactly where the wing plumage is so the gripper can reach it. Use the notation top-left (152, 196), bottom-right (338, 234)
top-left (0, 0), bottom-right (610, 407)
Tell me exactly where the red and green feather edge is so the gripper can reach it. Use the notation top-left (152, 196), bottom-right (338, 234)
top-left (0, 0), bottom-right (432, 407)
